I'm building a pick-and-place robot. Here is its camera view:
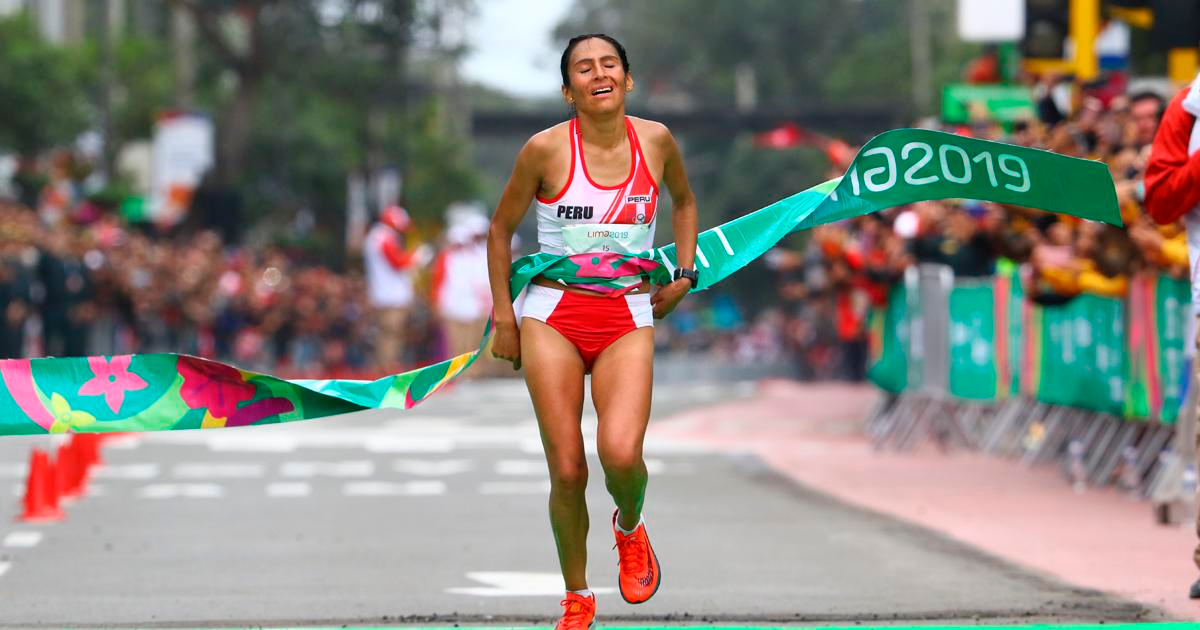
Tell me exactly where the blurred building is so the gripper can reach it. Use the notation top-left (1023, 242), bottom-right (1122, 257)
top-left (0, 0), bottom-right (169, 43)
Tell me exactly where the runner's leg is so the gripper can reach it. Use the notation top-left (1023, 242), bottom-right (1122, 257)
top-left (521, 317), bottom-right (590, 591)
top-left (591, 327), bottom-right (654, 530)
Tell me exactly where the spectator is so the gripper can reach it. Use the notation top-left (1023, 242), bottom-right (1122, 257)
top-left (363, 205), bottom-right (431, 373)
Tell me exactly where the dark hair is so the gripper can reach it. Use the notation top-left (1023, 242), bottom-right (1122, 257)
top-left (560, 33), bottom-right (630, 87)
top-left (1129, 90), bottom-right (1166, 119)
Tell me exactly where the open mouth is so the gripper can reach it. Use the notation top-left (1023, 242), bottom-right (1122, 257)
top-left (591, 87), bottom-right (613, 96)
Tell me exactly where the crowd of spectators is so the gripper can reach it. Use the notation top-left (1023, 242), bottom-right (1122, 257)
top-left (746, 75), bottom-right (1184, 381)
top-left (0, 196), bottom-right (439, 377)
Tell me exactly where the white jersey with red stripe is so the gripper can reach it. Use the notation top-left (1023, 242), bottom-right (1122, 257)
top-left (534, 117), bottom-right (659, 256)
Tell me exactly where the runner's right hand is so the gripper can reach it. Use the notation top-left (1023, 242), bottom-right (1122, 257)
top-left (491, 321), bottom-right (521, 371)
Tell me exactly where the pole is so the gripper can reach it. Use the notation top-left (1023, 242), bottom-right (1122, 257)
top-left (172, 4), bottom-right (196, 109)
top-left (909, 0), bottom-right (932, 116)
top-left (1169, 47), bottom-right (1200, 86)
top-left (1069, 0), bottom-right (1100, 82)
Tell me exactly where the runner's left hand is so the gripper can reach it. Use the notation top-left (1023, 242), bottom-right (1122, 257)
top-left (651, 279), bottom-right (690, 319)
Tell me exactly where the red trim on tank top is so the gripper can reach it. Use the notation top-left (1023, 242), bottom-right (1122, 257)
top-left (627, 120), bottom-right (660, 197)
top-left (535, 119), bottom-right (577, 204)
top-left (578, 117), bottom-right (636, 191)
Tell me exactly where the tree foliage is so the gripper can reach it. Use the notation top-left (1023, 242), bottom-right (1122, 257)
top-left (0, 15), bottom-right (91, 155)
top-left (554, 0), bottom-right (974, 115)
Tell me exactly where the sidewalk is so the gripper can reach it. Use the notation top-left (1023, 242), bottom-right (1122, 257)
top-left (650, 381), bottom-right (1198, 622)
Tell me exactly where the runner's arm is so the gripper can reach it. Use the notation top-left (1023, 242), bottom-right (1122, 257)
top-left (487, 137), bottom-right (544, 325)
top-left (660, 128), bottom-right (697, 273)
top-left (1146, 91), bottom-right (1200, 224)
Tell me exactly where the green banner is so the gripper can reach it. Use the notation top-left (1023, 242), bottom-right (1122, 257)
top-left (1156, 275), bottom-right (1190, 422)
top-left (1126, 274), bottom-right (1191, 423)
top-left (994, 260), bottom-right (1024, 398)
top-left (870, 264), bottom-right (1191, 422)
top-left (867, 283), bottom-right (910, 393)
top-left (1033, 295), bottom-right (1127, 415)
top-left (947, 279), bottom-right (997, 401)
top-left (941, 83), bottom-right (1036, 125)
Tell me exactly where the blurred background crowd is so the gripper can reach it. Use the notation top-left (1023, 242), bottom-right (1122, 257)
top-left (758, 82), bottom-right (1175, 381)
top-left (0, 0), bottom-right (1192, 380)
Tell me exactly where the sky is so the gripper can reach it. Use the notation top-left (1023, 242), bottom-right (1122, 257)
top-left (460, 0), bottom-right (574, 99)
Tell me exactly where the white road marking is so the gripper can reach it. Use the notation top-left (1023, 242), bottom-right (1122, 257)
top-left (92, 464), bottom-right (160, 480)
top-left (207, 435), bottom-right (298, 453)
top-left (446, 572), bottom-right (613, 597)
top-left (342, 480), bottom-right (446, 497)
top-left (0, 562), bottom-right (10, 578)
top-left (494, 460), bottom-right (546, 476)
top-left (713, 226), bottom-right (735, 255)
top-left (3, 531), bottom-right (42, 548)
top-left (0, 463), bottom-right (27, 478)
top-left (364, 436), bottom-right (455, 453)
top-left (280, 460), bottom-right (374, 478)
top-left (493, 459), bottom-right (667, 478)
top-left (103, 434), bottom-right (143, 449)
top-left (380, 415), bottom-right (473, 428)
top-left (478, 481), bottom-right (551, 495)
top-left (173, 463), bottom-right (265, 479)
top-left (393, 459), bottom-right (473, 476)
top-left (266, 482), bottom-right (312, 498)
top-left (138, 483), bottom-right (225, 499)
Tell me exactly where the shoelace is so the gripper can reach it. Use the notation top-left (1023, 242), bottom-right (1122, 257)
top-left (613, 529), bottom-right (648, 576)
top-left (557, 597), bottom-right (593, 630)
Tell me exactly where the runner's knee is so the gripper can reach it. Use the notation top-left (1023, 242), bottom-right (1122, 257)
top-left (598, 444), bottom-right (643, 478)
top-left (548, 456), bottom-right (589, 491)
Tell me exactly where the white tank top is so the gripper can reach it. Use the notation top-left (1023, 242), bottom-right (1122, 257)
top-left (534, 117), bottom-right (659, 256)
top-left (363, 223), bottom-right (414, 308)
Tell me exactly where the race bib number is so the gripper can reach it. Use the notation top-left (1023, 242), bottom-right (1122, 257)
top-left (562, 224), bottom-right (649, 256)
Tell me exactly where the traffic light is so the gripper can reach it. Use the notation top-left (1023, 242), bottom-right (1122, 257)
top-left (1024, 0), bottom-right (1071, 60)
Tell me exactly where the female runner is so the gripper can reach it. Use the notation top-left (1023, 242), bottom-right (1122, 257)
top-left (486, 34), bottom-right (698, 630)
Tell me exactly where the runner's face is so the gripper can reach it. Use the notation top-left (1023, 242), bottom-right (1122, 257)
top-left (562, 38), bottom-right (631, 115)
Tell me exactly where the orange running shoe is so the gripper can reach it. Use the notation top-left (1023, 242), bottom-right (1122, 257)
top-left (611, 509), bottom-right (661, 604)
top-left (555, 592), bottom-right (596, 630)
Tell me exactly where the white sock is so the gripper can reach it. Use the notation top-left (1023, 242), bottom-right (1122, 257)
top-left (569, 588), bottom-right (593, 598)
top-left (615, 511), bottom-right (643, 535)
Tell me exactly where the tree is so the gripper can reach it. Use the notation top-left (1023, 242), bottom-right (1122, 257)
top-left (167, 0), bottom-right (290, 186)
top-left (554, 0), bottom-right (974, 117)
top-left (0, 15), bottom-right (91, 156)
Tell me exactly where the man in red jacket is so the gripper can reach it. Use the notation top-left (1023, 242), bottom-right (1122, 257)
top-left (1144, 81), bottom-right (1200, 599)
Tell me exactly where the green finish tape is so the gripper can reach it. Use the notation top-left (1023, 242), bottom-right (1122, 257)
top-left (0, 129), bottom-right (1119, 435)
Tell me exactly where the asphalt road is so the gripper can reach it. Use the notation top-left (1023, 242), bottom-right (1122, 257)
top-left (0, 379), bottom-right (1147, 628)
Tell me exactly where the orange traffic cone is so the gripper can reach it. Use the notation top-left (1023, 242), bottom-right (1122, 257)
top-left (56, 440), bottom-right (84, 500)
top-left (74, 433), bottom-right (101, 470)
top-left (18, 449), bottom-right (63, 522)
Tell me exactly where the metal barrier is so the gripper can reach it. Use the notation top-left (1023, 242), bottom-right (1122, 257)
top-left (863, 263), bottom-right (1186, 502)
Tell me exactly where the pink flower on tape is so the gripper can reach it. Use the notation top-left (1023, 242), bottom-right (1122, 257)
top-left (78, 355), bottom-right (149, 413)
top-left (571, 252), bottom-right (625, 278)
top-left (570, 253), bottom-right (657, 278)
top-left (177, 356), bottom-right (255, 419)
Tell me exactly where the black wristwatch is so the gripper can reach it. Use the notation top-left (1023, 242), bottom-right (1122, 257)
top-left (672, 266), bottom-right (698, 289)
